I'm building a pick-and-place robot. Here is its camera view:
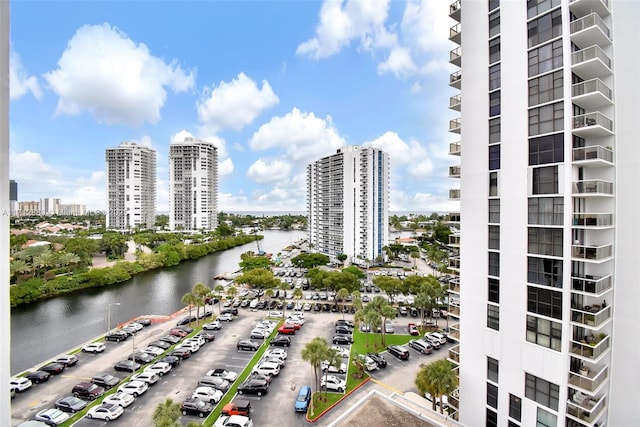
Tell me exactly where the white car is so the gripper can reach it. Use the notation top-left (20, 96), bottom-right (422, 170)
top-left (288, 317), bottom-right (305, 326)
top-left (267, 311), bottom-right (283, 318)
top-left (82, 342), bottom-right (106, 354)
top-left (10, 377), bottom-right (32, 392)
top-left (321, 360), bottom-right (347, 374)
top-left (192, 386), bottom-right (224, 404)
top-left (144, 362), bottom-right (172, 376)
top-left (102, 392), bottom-right (135, 408)
top-left (35, 408), bottom-right (70, 425)
top-left (358, 355), bottom-right (378, 371)
top-left (187, 335), bottom-right (206, 346)
top-left (206, 369), bottom-right (239, 382)
top-left (176, 341), bottom-right (200, 353)
top-left (86, 403), bottom-right (124, 421)
top-left (131, 372), bottom-right (160, 385)
top-left (303, 303), bottom-right (312, 311)
top-left (250, 329), bottom-right (268, 339)
top-left (321, 374), bottom-right (346, 392)
top-left (264, 348), bottom-right (288, 360)
top-left (218, 313), bottom-right (234, 322)
top-left (330, 346), bottom-right (350, 359)
top-left (124, 322), bottom-right (143, 331)
top-left (118, 380), bottom-right (149, 397)
top-left (252, 361), bottom-right (280, 376)
top-left (214, 415), bottom-right (254, 427)
top-left (142, 346), bottom-right (165, 357)
top-left (203, 320), bottom-right (222, 330)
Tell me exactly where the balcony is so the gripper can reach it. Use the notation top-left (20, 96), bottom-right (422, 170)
top-left (570, 334), bottom-right (610, 361)
top-left (571, 305), bottom-right (611, 328)
top-left (572, 79), bottom-right (613, 110)
top-left (572, 112), bottom-right (614, 138)
top-left (570, 12), bottom-right (612, 49)
top-left (572, 45), bottom-right (612, 80)
top-left (572, 213), bottom-right (613, 228)
top-left (449, 23), bottom-right (461, 44)
top-left (448, 345), bottom-right (460, 364)
top-left (448, 212), bottom-right (461, 223)
top-left (449, 278), bottom-right (460, 293)
top-left (449, 234), bottom-right (460, 246)
top-left (450, 70), bottom-right (461, 89)
top-left (449, 94), bottom-right (462, 111)
top-left (572, 179), bottom-right (614, 196)
top-left (449, 142), bottom-right (461, 157)
top-left (449, 118), bottom-right (461, 134)
top-left (572, 274), bottom-right (612, 296)
top-left (571, 244), bottom-right (613, 262)
top-left (449, 165), bottom-right (461, 179)
top-left (449, 256), bottom-right (460, 270)
top-left (448, 305), bottom-right (460, 317)
top-left (572, 145), bottom-right (613, 166)
top-left (569, 365), bottom-right (608, 394)
top-left (449, 0), bottom-right (461, 22)
top-left (449, 323), bottom-right (460, 341)
top-left (449, 189), bottom-right (460, 200)
top-left (450, 47), bottom-right (462, 67)
top-left (567, 392), bottom-right (607, 425)
top-left (570, 0), bottom-right (610, 20)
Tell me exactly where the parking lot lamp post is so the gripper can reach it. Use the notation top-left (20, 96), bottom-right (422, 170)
top-left (107, 302), bottom-right (121, 334)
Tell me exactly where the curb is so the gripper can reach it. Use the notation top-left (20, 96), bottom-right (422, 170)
top-left (305, 376), bottom-right (372, 423)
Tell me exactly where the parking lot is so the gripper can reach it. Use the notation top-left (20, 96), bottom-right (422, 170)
top-left (11, 292), bottom-right (451, 427)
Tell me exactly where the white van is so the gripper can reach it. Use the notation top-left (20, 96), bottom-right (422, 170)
top-left (249, 298), bottom-right (259, 309)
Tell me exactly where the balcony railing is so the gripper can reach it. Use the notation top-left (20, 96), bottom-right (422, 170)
top-left (449, 0), bottom-right (461, 21)
top-left (448, 212), bottom-right (461, 222)
top-left (573, 112), bottom-right (614, 137)
top-left (449, 234), bottom-right (460, 246)
top-left (449, 323), bottom-right (460, 340)
top-left (450, 47), bottom-right (462, 67)
top-left (449, 279), bottom-right (460, 293)
top-left (569, 365), bottom-right (608, 393)
top-left (570, 0), bottom-right (611, 21)
top-left (449, 189), bottom-right (460, 200)
top-left (573, 179), bottom-right (614, 195)
top-left (449, 165), bottom-right (461, 178)
top-left (572, 145), bottom-right (613, 164)
top-left (570, 334), bottom-right (610, 361)
top-left (449, 142), bottom-right (461, 156)
top-left (571, 12), bottom-right (611, 48)
top-left (572, 274), bottom-right (612, 295)
top-left (449, 257), bottom-right (460, 270)
top-left (571, 305), bottom-right (611, 328)
top-left (571, 244), bottom-right (613, 261)
top-left (448, 305), bottom-right (460, 317)
top-left (567, 393), bottom-right (607, 424)
top-left (449, 118), bottom-right (461, 133)
top-left (449, 94), bottom-right (462, 111)
top-left (572, 213), bottom-right (613, 227)
top-left (449, 23), bottom-right (461, 44)
top-left (450, 70), bottom-right (462, 89)
top-left (448, 345), bottom-right (460, 364)
top-left (572, 45), bottom-right (612, 80)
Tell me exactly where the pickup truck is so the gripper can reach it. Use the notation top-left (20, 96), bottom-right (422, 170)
top-left (221, 399), bottom-right (251, 417)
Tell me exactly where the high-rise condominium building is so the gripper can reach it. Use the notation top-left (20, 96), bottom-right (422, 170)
top-left (105, 141), bottom-right (157, 230)
top-left (169, 137), bottom-right (218, 231)
top-left (306, 146), bottom-right (389, 265)
top-left (447, 1), bottom-right (639, 426)
top-left (39, 198), bottom-right (61, 216)
top-left (9, 179), bottom-right (17, 216)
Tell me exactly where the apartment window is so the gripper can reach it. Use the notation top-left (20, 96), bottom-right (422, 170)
top-left (487, 304), bottom-right (500, 330)
top-left (489, 10), bottom-right (500, 38)
top-left (489, 145), bottom-right (501, 170)
top-left (528, 227), bottom-right (563, 257)
top-left (490, 91), bottom-right (501, 117)
top-left (528, 197), bottom-right (563, 225)
top-left (489, 37), bottom-right (501, 64)
top-left (525, 373), bottom-right (560, 410)
top-left (489, 199), bottom-right (501, 223)
top-left (528, 40), bottom-right (563, 77)
top-left (489, 251), bottom-right (500, 276)
top-left (489, 0), bottom-right (500, 12)
top-left (536, 407), bottom-right (558, 427)
top-left (529, 71), bottom-right (563, 106)
top-left (529, 133), bottom-right (564, 165)
top-left (487, 383), bottom-right (499, 409)
top-left (489, 64), bottom-right (501, 90)
top-left (489, 118), bottom-right (501, 143)
top-left (487, 409), bottom-right (498, 427)
top-left (527, 0), bottom-right (561, 19)
top-left (532, 166), bottom-right (558, 194)
top-left (488, 278), bottom-right (500, 303)
top-left (528, 9), bottom-right (562, 48)
top-left (487, 357), bottom-right (499, 382)
top-left (489, 226), bottom-right (500, 250)
top-left (527, 256), bottom-right (563, 288)
top-left (508, 422), bottom-right (521, 427)
top-left (509, 394), bottom-right (522, 421)
top-left (528, 286), bottom-right (563, 319)
top-left (526, 315), bottom-right (562, 351)
top-left (489, 172), bottom-right (499, 197)
top-left (529, 102), bottom-right (563, 136)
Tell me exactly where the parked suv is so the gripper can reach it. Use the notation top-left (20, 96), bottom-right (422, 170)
top-left (72, 381), bottom-right (105, 400)
top-left (387, 345), bottom-right (410, 360)
top-left (294, 385), bottom-right (311, 412)
top-left (408, 339), bottom-right (433, 355)
top-left (91, 374), bottom-right (120, 390)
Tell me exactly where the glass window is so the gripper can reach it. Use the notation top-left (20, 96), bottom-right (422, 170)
top-left (489, 199), bottom-right (500, 223)
top-left (489, 64), bottom-right (501, 91)
top-left (490, 91), bottom-right (501, 117)
top-left (489, 37), bottom-right (501, 64)
top-left (508, 422), bottom-right (521, 427)
top-left (525, 373), bottom-right (560, 410)
top-left (489, 145), bottom-right (501, 170)
top-left (487, 409), bottom-right (498, 427)
top-left (532, 166), bottom-right (558, 195)
top-left (490, 172), bottom-right (499, 197)
top-left (489, 0), bottom-right (500, 12)
top-left (489, 118), bottom-right (501, 143)
top-left (527, 286), bottom-right (563, 319)
top-left (510, 394), bottom-right (522, 421)
top-left (489, 226), bottom-right (500, 250)
top-left (489, 278), bottom-right (500, 303)
top-left (528, 197), bottom-right (563, 225)
top-left (488, 304), bottom-right (500, 330)
top-left (527, 0), bottom-right (561, 19)
top-left (526, 315), bottom-right (562, 351)
top-left (529, 71), bottom-right (563, 106)
top-left (529, 133), bottom-right (564, 165)
top-left (489, 10), bottom-right (500, 38)
top-left (528, 40), bottom-right (563, 77)
top-left (527, 256), bottom-right (563, 288)
top-left (528, 227), bottom-right (563, 257)
top-left (487, 383), bottom-right (499, 409)
top-left (489, 251), bottom-right (500, 277)
top-left (529, 102), bottom-right (563, 136)
top-left (528, 9), bottom-right (562, 48)
top-left (536, 407), bottom-right (558, 427)
top-left (488, 357), bottom-right (499, 382)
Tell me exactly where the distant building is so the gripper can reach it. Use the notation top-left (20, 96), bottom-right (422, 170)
top-left (9, 179), bottom-right (16, 216)
top-left (307, 146), bottom-right (389, 265)
top-left (169, 136), bottom-right (218, 231)
top-left (59, 204), bottom-right (87, 216)
top-left (17, 201), bottom-right (39, 216)
top-left (39, 198), bottom-right (61, 216)
top-left (105, 141), bottom-right (157, 231)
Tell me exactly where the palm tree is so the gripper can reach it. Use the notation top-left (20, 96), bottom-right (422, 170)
top-left (301, 337), bottom-right (331, 415)
top-left (33, 250), bottom-right (57, 279)
top-left (180, 292), bottom-right (198, 322)
top-left (415, 360), bottom-right (458, 414)
top-left (364, 309), bottom-right (381, 348)
top-left (152, 398), bottom-right (181, 427)
top-left (192, 282), bottom-right (210, 324)
top-left (336, 288), bottom-right (350, 320)
top-left (214, 284), bottom-right (225, 313)
top-left (10, 260), bottom-right (30, 282)
top-left (379, 303), bottom-right (397, 346)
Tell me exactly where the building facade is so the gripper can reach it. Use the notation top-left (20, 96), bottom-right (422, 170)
top-left (168, 136), bottom-right (218, 231)
top-left (306, 146), bottom-right (389, 265)
top-left (9, 179), bottom-right (16, 216)
top-left (447, 1), bottom-right (639, 426)
top-left (39, 197), bottom-right (61, 216)
top-left (105, 141), bottom-right (157, 231)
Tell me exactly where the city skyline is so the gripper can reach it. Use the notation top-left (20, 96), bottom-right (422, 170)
top-left (8, 1), bottom-right (457, 213)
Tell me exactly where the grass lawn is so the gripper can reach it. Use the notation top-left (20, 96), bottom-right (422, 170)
top-left (308, 391), bottom-right (343, 418)
top-left (351, 329), bottom-right (414, 355)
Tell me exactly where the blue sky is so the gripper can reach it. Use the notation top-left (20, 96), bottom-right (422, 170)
top-left (9, 0), bottom-right (457, 213)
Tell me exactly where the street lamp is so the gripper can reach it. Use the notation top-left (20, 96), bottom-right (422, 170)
top-left (107, 302), bottom-right (121, 334)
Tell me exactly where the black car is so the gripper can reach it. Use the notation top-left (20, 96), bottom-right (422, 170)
top-left (270, 335), bottom-right (291, 347)
top-left (27, 370), bottom-right (51, 384)
top-left (105, 330), bottom-right (128, 342)
top-left (128, 352), bottom-right (155, 364)
top-left (222, 307), bottom-right (239, 316)
top-left (159, 334), bottom-right (181, 345)
top-left (149, 340), bottom-right (171, 350)
top-left (181, 397), bottom-right (213, 418)
top-left (247, 372), bottom-right (273, 384)
top-left (158, 355), bottom-right (182, 367)
top-left (135, 318), bottom-right (152, 327)
top-left (40, 362), bottom-right (66, 375)
top-left (91, 373), bottom-right (120, 389)
top-left (322, 304), bottom-right (330, 311)
top-left (197, 331), bottom-right (216, 342)
top-left (237, 339), bottom-right (260, 351)
top-left (313, 303), bottom-right (321, 311)
top-left (55, 395), bottom-right (88, 413)
top-left (387, 345), bottom-right (410, 360)
top-left (72, 381), bottom-right (105, 400)
top-left (367, 352), bottom-right (388, 368)
top-left (113, 360), bottom-right (141, 372)
top-left (335, 325), bottom-right (353, 335)
top-left (409, 307), bottom-right (419, 317)
top-left (167, 348), bottom-right (192, 359)
top-left (332, 335), bottom-right (353, 345)
top-left (176, 316), bottom-right (196, 326)
top-left (237, 379), bottom-right (269, 396)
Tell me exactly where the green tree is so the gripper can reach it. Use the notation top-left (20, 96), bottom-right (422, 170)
top-left (215, 222), bottom-right (235, 238)
top-left (415, 360), bottom-right (458, 414)
top-left (301, 337), bottom-right (330, 414)
top-left (374, 275), bottom-right (403, 304)
top-left (181, 292), bottom-right (198, 323)
top-left (342, 265), bottom-right (365, 280)
top-left (101, 232), bottom-right (128, 258)
top-left (235, 268), bottom-right (279, 300)
top-left (154, 214), bottom-right (169, 230)
top-left (152, 398), bottom-right (181, 427)
top-left (10, 260), bottom-right (30, 283)
top-left (192, 283), bottom-right (210, 325)
top-left (337, 253), bottom-right (347, 264)
top-left (213, 284), bottom-right (225, 313)
top-left (336, 288), bottom-right (350, 320)
top-left (239, 254), bottom-right (272, 271)
top-left (291, 253), bottom-right (330, 269)
top-left (33, 251), bottom-right (57, 279)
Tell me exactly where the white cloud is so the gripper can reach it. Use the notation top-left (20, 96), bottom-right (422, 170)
top-left (377, 46), bottom-right (417, 78)
top-left (219, 158), bottom-right (234, 178)
top-left (401, 0), bottom-right (451, 53)
top-left (247, 158), bottom-right (292, 185)
top-left (410, 81), bottom-right (422, 94)
top-left (391, 189), bottom-right (455, 213)
top-left (297, 0), bottom-right (391, 59)
top-left (44, 23), bottom-right (195, 126)
top-left (249, 107), bottom-right (345, 164)
top-left (365, 131), bottom-right (433, 177)
top-left (9, 49), bottom-right (42, 100)
top-left (197, 72), bottom-right (279, 132)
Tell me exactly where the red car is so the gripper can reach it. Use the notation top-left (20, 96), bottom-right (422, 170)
top-left (170, 328), bottom-right (188, 337)
top-left (408, 323), bottom-right (419, 336)
top-left (278, 324), bottom-right (296, 335)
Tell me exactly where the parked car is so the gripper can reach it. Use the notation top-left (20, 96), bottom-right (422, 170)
top-left (169, 328), bottom-right (188, 338)
top-left (81, 342), bottom-right (106, 353)
top-left (429, 332), bottom-right (448, 345)
top-left (250, 329), bottom-right (268, 339)
top-left (135, 318), bottom-right (152, 326)
top-left (203, 320), bottom-right (222, 330)
top-left (198, 376), bottom-right (230, 391)
top-left (330, 346), bottom-right (350, 359)
top-left (221, 399), bottom-right (251, 417)
top-left (422, 334), bottom-right (441, 350)
top-left (142, 346), bottom-right (165, 357)
top-left (158, 355), bottom-right (182, 367)
top-left (197, 331), bottom-right (217, 342)
top-left (102, 392), bottom-right (135, 408)
top-left (175, 341), bottom-right (200, 353)
top-left (408, 339), bottom-right (433, 355)
top-left (367, 352), bottom-right (388, 368)
top-left (40, 362), bottom-right (66, 375)
top-left (218, 313), bottom-right (234, 322)
top-left (237, 339), bottom-right (260, 351)
top-left (128, 352), bottom-right (155, 364)
top-left (131, 372), bottom-right (160, 385)
top-left (181, 397), bottom-right (214, 418)
top-left (176, 316), bottom-right (196, 326)
top-left (252, 361), bottom-right (281, 377)
top-left (358, 355), bottom-right (378, 371)
top-left (207, 369), bottom-right (239, 382)
top-left (213, 415), bottom-right (253, 427)
top-left (332, 335), bottom-right (353, 345)
top-left (321, 360), bottom-right (347, 374)
top-left (192, 386), bottom-right (224, 404)
top-left (335, 319), bottom-right (354, 328)
top-left (277, 324), bottom-right (296, 335)
top-left (387, 345), bottom-right (410, 360)
top-left (34, 409), bottom-right (70, 426)
top-left (320, 375), bottom-right (346, 392)
top-left (54, 395), bottom-right (88, 413)
top-left (237, 378), bottom-right (269, 396)
top-left (167, 348), bottom-right (192, 359)
top-left (144, 362), bottom-right (172, 377)
top-left (55, 354), bottom-right (78, 367)
top-left (91, 373), bottom-right (120, 389)
top-left (149, 340), bottom-right (171, 350)
top-left (335, 325), bottom-right (353, 335)
top-left (72, 381), bottom-right (105, 400)
top-left (113, 360), bottom-right (140, 372)
top-left (408, 323), bottom-right (419, 336)
top-left (264, 348), bottom-right (288, 360)
top-left (159, 334), bottom-right (181, 345)
top-left (117, 380), bottom-right (148, 397)
top-left (105, 330), bottom-right (128, 342)
top-left (86, 403), bottom-right (124, 421)
top-left (26, 371), bottom-right (51, 384)
top-left (10, 377), bottom-right (32, 392)
top-left (294, 385), bottom-right (311, 412)
top-left (270, 335), bottom-right (292, 347)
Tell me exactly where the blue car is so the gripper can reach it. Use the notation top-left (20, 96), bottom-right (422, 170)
top-left (295, 385), bottom-right (311, 412)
